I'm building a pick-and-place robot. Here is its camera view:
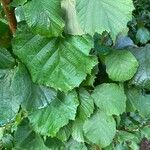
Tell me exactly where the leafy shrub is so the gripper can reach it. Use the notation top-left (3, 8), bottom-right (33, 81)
top-left (0, 0), bottom-right (150, 149)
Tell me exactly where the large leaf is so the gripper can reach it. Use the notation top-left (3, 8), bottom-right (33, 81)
top-left (63, 0), bottom-right (134, 40)
top-left (92, 83), bottom-right (126, 116)
top-left (130, 44), bottom-right (150, 90)
top-left (14, 119), bottom-right (49, 150)
top-left (105, 50), bottom-right (138, 82)
top-left (0, 47), bottom-right (15, 69)
top-left (13, 28), bottom-right (97, 92)
top-left (29, 91), bottom-right (79, 137)
top-left (23, 0), bottom-right (64, 37)
top-left (126, 87), bottom-right (150, 117)
top-left (78, 88), bottom-right (94, 121)
top-left (83, 110), bottom-right (116, 148)
top-left (0, 65), bottom-right (27, 126)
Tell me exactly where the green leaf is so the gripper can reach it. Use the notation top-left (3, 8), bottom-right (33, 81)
top-left (64, 0), bottom-right (134, 40)
top-left (78, 88), bottom-right (94, 121)
top-left (126, 87), bottom-right (150, 117)
top-left (45, 137), bottom-right (65, 150)
top-left (83, 110), bottom-right (116, 148)
top-left (13, 29), bottom-right (97, 92)
top-left (66, 139), bottom-right (87, 150)
top-left (92, 83), bottom-right (126, 116)
top-left (23, 0), bottom-right (64, 37)
top-left (72, 118), bottom-right (84, 142)
top-left (136, 28), bottom-right (150, 44)
top-left (29, 91), bottom-right (79, 137)
top-left (0, 65), bottom-right (27, 126)
top-left (105, 50), bottom-right (138, 82)
top-left (56, 124), bottom-right (71, 142)
top-left (130, 44), bottom-right (150, 90)
top-left (14, 119), bottom-right (49, 150)
top-left (0, 47), bottom-right (15, 69)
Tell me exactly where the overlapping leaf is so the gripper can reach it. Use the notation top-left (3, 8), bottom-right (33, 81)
top-left (0, 47), bottom-right (15, 69)
top-left (83, 110), bottom-right (116, 148)
top-left (126, 87), bottom-right (150, 117)
top-left (105, 50), bottom-right (139, 82)
top-left (13, 28), bottom-right (97, 92)
top-left (29, 90), bottom-right (79, 137)
top-left (23, 0), bottom-right (64, 37)
top-left (130, 44), bottom-right (150, 90)
top-left (92, 83), bottom-right (126, 116)
top-left (14, 119), bottom-right (49, 150)
top-left (63, 0), bottom-right (134, 40)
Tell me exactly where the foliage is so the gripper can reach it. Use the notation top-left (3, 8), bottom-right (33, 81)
top-left (0, 0), bottom-right (150, 149)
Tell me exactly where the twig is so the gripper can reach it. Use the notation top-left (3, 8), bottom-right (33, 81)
top-left (1, 0), bottom-right (17, 34)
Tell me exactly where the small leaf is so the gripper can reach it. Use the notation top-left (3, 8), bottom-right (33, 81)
top-left (23, 0), bottom-right (64, 37)
top-left (83, 110), bottom-right (116, 148)
top-left (29, 91), bottom-right (79, 137)
top-left (136, 28), bottom-right (150, 44)
top-left (105, 50), bottom-right (139, 82)
top-left (92, 83), bottom-right (126, 116)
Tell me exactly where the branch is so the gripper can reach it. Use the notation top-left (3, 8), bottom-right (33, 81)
top-left (1, 0), bottom-right (17, 34)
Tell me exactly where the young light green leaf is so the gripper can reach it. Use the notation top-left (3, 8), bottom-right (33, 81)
top-left (23, 0), bottom-right (64, 37)
top-left (105, 50), bottom-right (139, 82)
top-left (29, 91), bottom-right (79, 137)
top-left (13, 29), bottom-right (97, 92)
top-left (92, 83), bottom-right (126, 116)
top-left (83, 110), bottom-right (116, 148)
top-left (130, 44), bottom-right (150, 90)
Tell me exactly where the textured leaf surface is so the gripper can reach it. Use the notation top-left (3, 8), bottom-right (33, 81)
top-left (0, 65), bottom-right (27, 126)
top-left (105, 50), bottom-right (138, 82)
top-left (72, 118), bottom-right (84, 142)
top-left (66, 139), bottom-right (87, 150)
top-left (14, 119), bottom-right (48, 150)
top-left (23, 0), bottom-right (64, 37)
top-left (29, 91), bottom-right (79, 137)
top-left (78, 88), bottom-right (94, 120)
top-left (13, 29), bottom-right (97, 92)
top-left (92, 83), bottom-right (126, 116)
top-left (74, 0), bottom-right (134, 39)
top-left (83, 111), bottom-right (116, 148)
top-left (56, 124), bottom-right (71, 142)
top-left (126, 87), bottom-right (150, 117)
top-left (136, 28), bottom-right (150, 44)
top-left (0, 47), bottom-right (15, 69)
top-left (130, 44), bottom-right (150, 90)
